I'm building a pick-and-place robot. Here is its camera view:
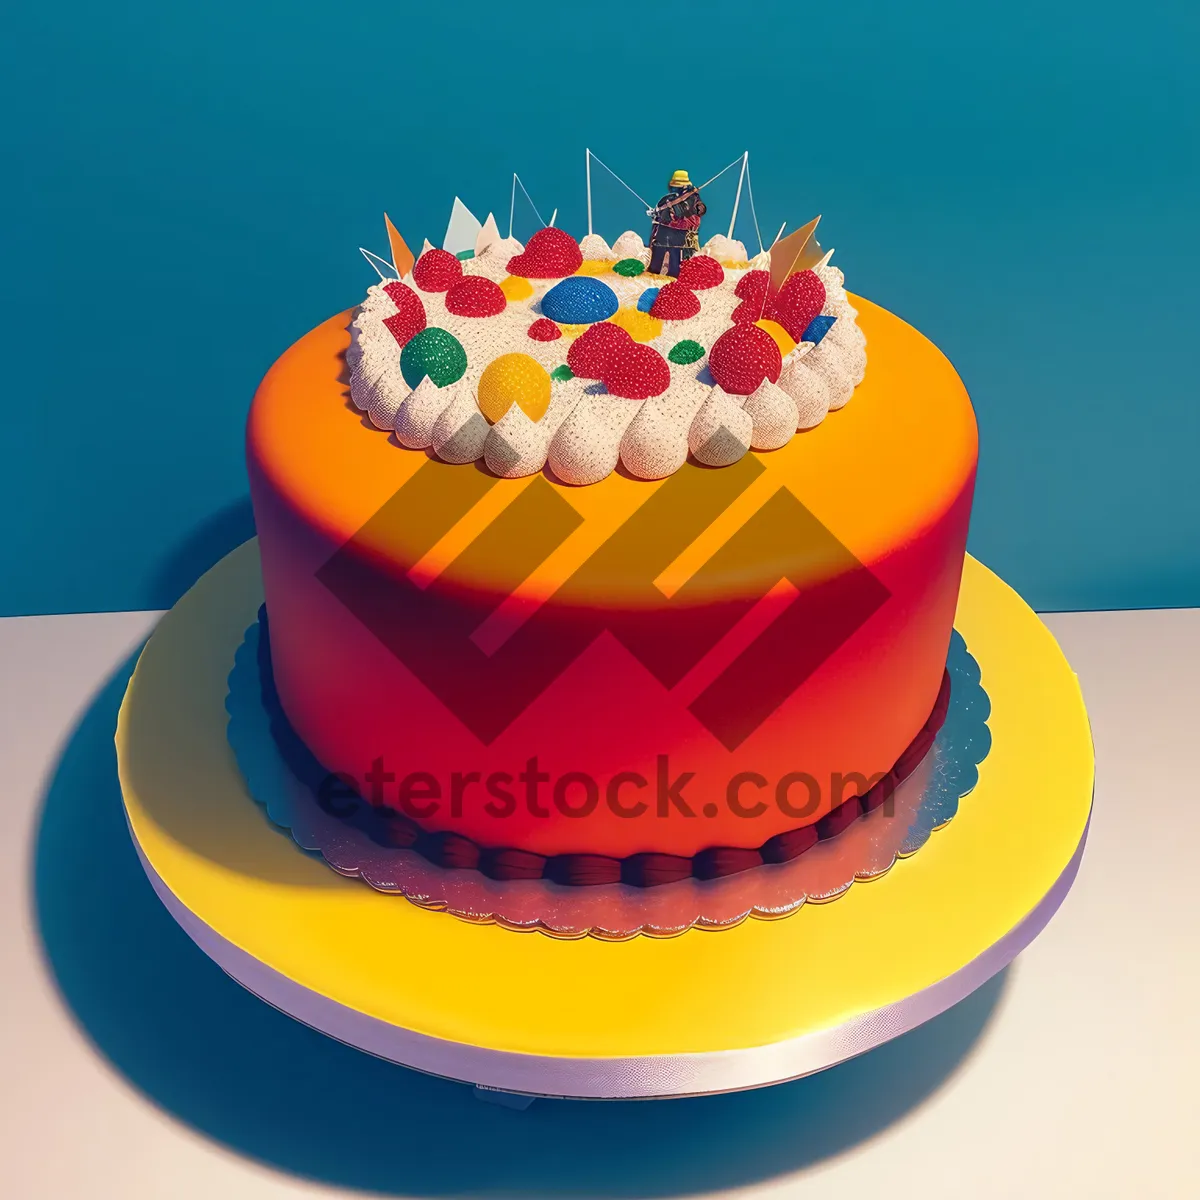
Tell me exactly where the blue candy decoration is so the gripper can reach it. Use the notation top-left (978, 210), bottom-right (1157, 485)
top-left (636, 287), bottom-right (660, 313)
top-left (801, 314), bottom-right (837, 345)
top-left (540, 276), bottom-right (620, 324)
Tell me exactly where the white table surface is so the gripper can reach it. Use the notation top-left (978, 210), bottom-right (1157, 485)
top-left (1, 606), bottom-right (1197, 1198)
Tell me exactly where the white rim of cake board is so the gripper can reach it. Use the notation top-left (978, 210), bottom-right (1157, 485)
top-left (129, 814), bottom-right (1088, 1101)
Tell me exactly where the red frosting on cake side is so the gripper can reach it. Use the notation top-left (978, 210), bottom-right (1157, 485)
top-left (247, 297), bottom-right (977, 859)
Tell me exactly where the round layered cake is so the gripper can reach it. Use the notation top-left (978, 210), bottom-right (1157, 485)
top-left (248, 224), bottom-right (976, 883)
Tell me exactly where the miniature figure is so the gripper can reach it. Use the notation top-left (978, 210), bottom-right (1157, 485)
top-left (647, 169), bottom-right (706, 277)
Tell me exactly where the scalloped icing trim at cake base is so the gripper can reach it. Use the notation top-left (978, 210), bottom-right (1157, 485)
top-left (247, 605), bottom-right (958, 889)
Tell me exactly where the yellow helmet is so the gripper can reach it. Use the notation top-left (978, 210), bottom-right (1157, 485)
top-left (669, 169), bottom-right (691, 187)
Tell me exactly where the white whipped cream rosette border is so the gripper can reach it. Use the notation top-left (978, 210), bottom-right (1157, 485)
top-left (346, 238), bottom-right (866, 485)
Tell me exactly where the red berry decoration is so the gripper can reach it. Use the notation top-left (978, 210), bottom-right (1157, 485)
top-left (603, 343), bottom-right (670, 400)
top-left (384, 280), bottom-right (421, 309)
top-left (732, 297), bottom-right (772, 323)
top-left (527, 317), bottom-right (562, 341)
top-left (708, 323), bottom-right (783, 396)
top-left (445, 275), bottom-right (506, 317)
top-left (772, 270), bottom-right (827, 341)
top-left (412, 248), bottom-right (462, 292)
top-left (567, 321), bottom-right (633, 379)
top-left (677, 255), bottom-right (724, 290)
top-left (381, 281), bottom-right (427, 348)
top-left (650, 281), bottom-right (701, 321)
top-left (505, 227), bottom-right (584, 279)
top-left (734, 269), bottom-right (772, 302)
top-left (731, 269), bottom-right (776, 323)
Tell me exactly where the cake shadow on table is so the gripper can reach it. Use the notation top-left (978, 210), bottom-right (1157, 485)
top-left (32, 652), bottom-right (1008, 1197)
top-left (146, 497), bottom-right (256, 612)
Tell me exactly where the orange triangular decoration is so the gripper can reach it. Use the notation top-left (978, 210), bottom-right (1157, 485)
top-left (384, 213), bottom-right (414, 278)
top-left (769, 215), bottom-right (823, 291)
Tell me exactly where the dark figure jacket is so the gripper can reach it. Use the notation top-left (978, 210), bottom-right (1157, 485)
top-left (649, 187), bottom-right (708, 250)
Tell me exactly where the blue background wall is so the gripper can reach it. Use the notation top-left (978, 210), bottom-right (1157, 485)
top-left (3, 1), bottom-right (1197, 616)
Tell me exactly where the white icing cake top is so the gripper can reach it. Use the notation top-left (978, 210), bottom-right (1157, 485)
top-left (347, 230), bottom-right (865, 485)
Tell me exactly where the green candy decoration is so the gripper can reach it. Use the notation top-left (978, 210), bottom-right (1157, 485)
top-left (399, 327), bottom-right (467, 389)
top-left (668, 339), bottom-right (706, 365)
top-left (612, 258), bottom-right (645, 277)
top-left (550, 364), bottom-right (575, 382)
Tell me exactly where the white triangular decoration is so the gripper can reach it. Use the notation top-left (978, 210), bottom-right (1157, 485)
top-left (475, 212), bottom-right (501, 257)
top-left (443, 197), bottom-right (483, 256)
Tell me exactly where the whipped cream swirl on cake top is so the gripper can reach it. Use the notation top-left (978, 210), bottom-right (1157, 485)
top-left (347, 227), bottom-right (867, 486)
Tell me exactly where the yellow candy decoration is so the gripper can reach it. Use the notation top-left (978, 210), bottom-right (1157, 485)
top-left (607, 308), bottom-right (663, 343)
top-left (756, 318), bottom-right (797, 359)
top-left (498, 275), bottom-right (534, 302)
top-left (477, 353), bottom-right (551, 424)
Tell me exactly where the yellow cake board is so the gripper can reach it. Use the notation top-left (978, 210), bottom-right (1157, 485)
top-left (118, 540), bottom-right (1092, 1086)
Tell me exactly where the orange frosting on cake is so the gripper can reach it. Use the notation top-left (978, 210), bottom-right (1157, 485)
top-left (247, 296), bottom-right (977, 859)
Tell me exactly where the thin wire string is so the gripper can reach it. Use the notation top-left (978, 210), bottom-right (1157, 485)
top-left (695, 153), bottom-right (745, 193)
top-left (647, 153), bottom-right (747, 218)
top-left (586, 151), bottom-right (748, 231)
top-left (359, 247), bottom-right (397, 282)
top-left (586, 151), bottom-right (654, 210)
top-left (744, 158), bottom-right (765, 254)
top-left (514, 174), bottom-right (547, 229)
